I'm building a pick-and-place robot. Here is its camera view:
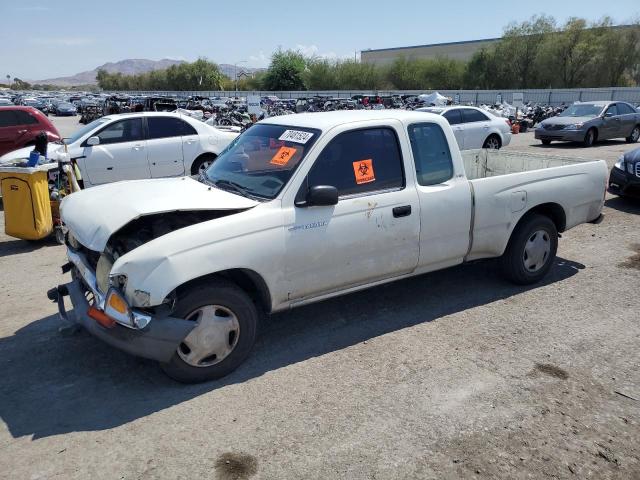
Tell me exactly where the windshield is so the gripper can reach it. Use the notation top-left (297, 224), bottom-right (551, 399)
top-left (204, 123), bottom-right (320, 200)
top-left (66, 118), bottom-right (108, 144)
top-left (559, 104), bottom-right (604, 118)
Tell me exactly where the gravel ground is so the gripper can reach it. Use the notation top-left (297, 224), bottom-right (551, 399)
top-left (0, 117), bottom-right (639, 479)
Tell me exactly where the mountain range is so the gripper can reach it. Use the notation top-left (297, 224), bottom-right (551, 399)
top-left (36, 58), bottom-right (262, 86)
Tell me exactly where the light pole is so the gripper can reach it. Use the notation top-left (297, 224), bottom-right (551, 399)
top-left (234, 60), bottom-right (247, 95)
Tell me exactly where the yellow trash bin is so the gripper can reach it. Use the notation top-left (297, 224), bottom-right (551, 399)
top-left (0, 166), bottom-right (53, 240)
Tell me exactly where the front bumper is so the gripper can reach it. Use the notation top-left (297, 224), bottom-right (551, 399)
top-left (49, 280), bottom-right (194, 362)
top-left (608, 166), bottom-right (640, 198)
top-left (49, 247), bottom-right (195, 362)
top-left (535, 128), bottom-right (586, 142)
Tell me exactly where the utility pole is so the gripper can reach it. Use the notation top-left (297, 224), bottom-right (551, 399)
top-left (234, 60), bottom-right (247, 95)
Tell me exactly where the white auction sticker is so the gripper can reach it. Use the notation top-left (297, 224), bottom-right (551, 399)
top-left (279, 130), bottom-right (314, 144)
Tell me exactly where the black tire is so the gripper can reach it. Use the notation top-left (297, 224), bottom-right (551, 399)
top-left (626, 125), bottom-right (640, 143)
top-left (483, 134), bottom-right (502, 149)
top-left (499, 214), bottom-right (558, 285)
top-left (190, 154), bottom-right (216, 176)
top-left (160, 280), bottom-right (258, 383)
top-left (583, 128), bottom-right (596, 147)
top-left (541, 139), bottom-right (552, 145)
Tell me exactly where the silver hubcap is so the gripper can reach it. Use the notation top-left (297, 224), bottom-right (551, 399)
top-left (198, 160), bottom-right (212, 174)
top-left (178, 305), bottom-right (240, 367)
top-left (523, 230), bottom-right (551, 273)
top-left (486, 137), bottom-right (499, 149)
top-left (632, 128), bottom-right (640, 142)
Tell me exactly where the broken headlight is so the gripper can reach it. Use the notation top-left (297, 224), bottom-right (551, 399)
top-left (96, 253), bottom-right (115, 295)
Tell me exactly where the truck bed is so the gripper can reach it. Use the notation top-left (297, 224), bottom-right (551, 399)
top-left (461, 149), bottom-right (595, 180)
top-left (461, 149), bottom-right (608, 262)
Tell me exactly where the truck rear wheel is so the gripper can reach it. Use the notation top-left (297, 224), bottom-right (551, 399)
top-left (160, 279), bottom-right (258, 383)
top-left (499, 214), bottom-right (558, 285)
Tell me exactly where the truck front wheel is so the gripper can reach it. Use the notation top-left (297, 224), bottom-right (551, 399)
top-left (161, 280), bottom-right (258, 383)
top-left (499, 214), bottom-right (558, 285)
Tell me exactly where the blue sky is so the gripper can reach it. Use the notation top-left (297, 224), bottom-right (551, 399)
top-left (1, 0), bottom-right (638, 81)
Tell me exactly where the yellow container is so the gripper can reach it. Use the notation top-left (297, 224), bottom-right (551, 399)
top-left (0, 167), bottom-right (53, 240)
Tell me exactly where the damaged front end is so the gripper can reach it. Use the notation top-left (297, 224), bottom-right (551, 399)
top-left (51, 207), bottom-right (250, 362)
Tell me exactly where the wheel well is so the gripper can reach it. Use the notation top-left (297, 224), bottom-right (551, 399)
top-left (518, 203), bottom-right (567, 233)
top-left (175, 269), bottom-right (271, 312)
top-left (485, 133), bottom-right (502, 147)
top-left (191, 152), bottom-right (217, 175)
top-left (588, 127), bottom-right (598, 140)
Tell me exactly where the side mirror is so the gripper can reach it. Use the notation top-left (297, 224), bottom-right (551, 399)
top-left (86, 136), bottom-right (100, 146)
top-left (604, 112), bottom-right (614, 118)
top-left (296, 185), bottom-right (338, 208)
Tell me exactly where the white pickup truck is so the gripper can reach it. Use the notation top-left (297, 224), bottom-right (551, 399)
top-left (50, 110), bottom-right (607, 383)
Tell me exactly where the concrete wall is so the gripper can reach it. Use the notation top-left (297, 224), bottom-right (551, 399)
top-left (361, 38), bottom-right (500, 66)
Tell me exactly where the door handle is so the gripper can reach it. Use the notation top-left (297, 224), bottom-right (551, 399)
top-left (106, 167), bottom-right (113, 170)
top-left (17, 129), bottom-right (27, 134)
top-left (392, 205), bottom-right (411, 218)
top-left (132, 144), bottom-right (143, 150)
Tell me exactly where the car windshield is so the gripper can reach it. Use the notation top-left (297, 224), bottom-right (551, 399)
top-left (204, 123), bottom-right (320, 200)
top-left (559, 104), bottom-right (604, 118)
top-left (65, 118), bottom-right (108, 144)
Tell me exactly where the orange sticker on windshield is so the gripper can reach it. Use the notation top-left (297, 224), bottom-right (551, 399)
top-left (271, 146), bottom-right (297, 166)
top-left (353, 159), bottom-right (375, 184)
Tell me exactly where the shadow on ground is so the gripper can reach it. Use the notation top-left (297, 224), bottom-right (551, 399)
top-left (0, 237), bottom-right (60, 258)
top-left (531, 139), bottom-right (630, 150)
top-left (0, 257), bottom-right (584, 439)
top-left (605, 196), bottom-right (640, 215)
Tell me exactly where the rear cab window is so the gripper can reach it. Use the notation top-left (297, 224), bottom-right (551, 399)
top-left (408, 123), bottom-right (454, 186)
top-left (305, 127), bottom-right (405, 198)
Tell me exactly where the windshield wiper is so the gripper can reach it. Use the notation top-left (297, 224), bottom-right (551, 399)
top-left (214, 179), bottom-right (253, 197)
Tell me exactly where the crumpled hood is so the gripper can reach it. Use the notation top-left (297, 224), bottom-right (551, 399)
top-left (61, 177), bottom-right (258, 251)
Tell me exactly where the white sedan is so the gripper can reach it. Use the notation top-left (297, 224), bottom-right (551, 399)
top-left (0, 112), bottom-right (239, 188)
top-left (416, 106), bottom-right (512, 150)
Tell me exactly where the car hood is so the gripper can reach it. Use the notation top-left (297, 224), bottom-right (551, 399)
top-left (61, 177), bottom-right (258, 252)
top-left (541, 116), bottom-right (595, 126)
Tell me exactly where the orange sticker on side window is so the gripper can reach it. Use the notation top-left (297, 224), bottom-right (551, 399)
top-left (270, 146), bottom-right (297, 166)
top-left (352, 159), bottom-right (375, 184)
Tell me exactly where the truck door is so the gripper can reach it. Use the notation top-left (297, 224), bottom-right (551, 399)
top-left (284, 125), bottom-right (420, 301)
top-left (82, 117), bottom-right (149, 186)
top-left (407, 122), bottom-right (472, 269)
top-left (145, 116), bottom-right (187, 177)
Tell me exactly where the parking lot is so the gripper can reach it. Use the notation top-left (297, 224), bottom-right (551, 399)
top-left (0, 115), bottom-right (639, 479)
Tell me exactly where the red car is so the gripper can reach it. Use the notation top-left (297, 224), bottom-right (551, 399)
top-left (0, 106), bottom-right (61, 157)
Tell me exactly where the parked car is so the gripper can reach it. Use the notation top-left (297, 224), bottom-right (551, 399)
top-left (54, 102), bottom-right (77, 116)
top-left (608, 146), bottom-right (640, 198)
top-left (416, 106), bottom-right (512, 150)
top-left (51, 110), bottom-right (607, 383)
top-left (535, 101), bottom-right (640, 147)
top-left (0, 106), bottom-right (60, 157)
top-left (1, 112), bottom-right (239, 185)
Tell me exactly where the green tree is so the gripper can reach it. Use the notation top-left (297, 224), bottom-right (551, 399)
top-left (262, 50), bottom-right (307, 91)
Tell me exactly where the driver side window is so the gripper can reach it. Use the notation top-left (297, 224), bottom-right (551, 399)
top-left (96, 118), bottom-right (144, 145)
top-left (606, 105), bottom-right (618, 117)
top-left (307, 128), bottom-right (404, 197)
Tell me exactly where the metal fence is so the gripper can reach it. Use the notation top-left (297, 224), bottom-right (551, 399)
top-left (108, 87), bottom-right (640, 105)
